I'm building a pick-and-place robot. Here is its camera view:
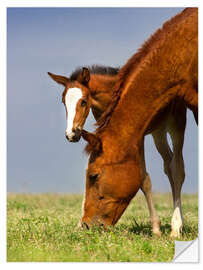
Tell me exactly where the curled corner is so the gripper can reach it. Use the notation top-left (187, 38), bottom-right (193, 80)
top-left (173, 238), bottom-right (198, 263)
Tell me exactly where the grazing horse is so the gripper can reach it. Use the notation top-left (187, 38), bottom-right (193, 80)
top-left (48, 66), bottom-right (161, 235)
top-left (48, 64), bottom-right (188, 237)
top-left (79, 8), bottom-right (197, 237)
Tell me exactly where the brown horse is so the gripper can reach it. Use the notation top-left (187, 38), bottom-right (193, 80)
top-left (48, 66), bottom-right (119, 142)
top-left (79, 8), bottom-right (198, 237)
top-left (48, 66), bottom-right (162, 235)
top-left (48, 64), bottom-right (189, 236)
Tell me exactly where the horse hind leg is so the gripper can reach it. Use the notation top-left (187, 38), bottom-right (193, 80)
top-left (140, 138), bottom-right (161, 236)
top-left (168, 106), bottom-right (186, 238)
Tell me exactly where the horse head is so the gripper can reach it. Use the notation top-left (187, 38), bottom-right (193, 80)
top-left (80, 130), bottom-right (142, 229)
top-left (48, 68), bottom-right (91, 142)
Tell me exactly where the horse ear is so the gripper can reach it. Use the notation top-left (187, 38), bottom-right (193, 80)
top-left (82, 130), bottom-right (102, 153)
top-left (47, 72), bottom-right (70, 86)
top-left (77, 67), bottom-right (90, 85)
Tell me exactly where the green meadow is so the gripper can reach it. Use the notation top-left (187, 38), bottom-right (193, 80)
top-left (7, 193), bottom-right (198, 262)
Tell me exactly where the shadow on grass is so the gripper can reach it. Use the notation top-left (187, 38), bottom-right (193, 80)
top-left (128, 219), bottom-right (198, 239)
top-left (181, 224), bottom-right (198, 237)
top-left (128, 219), bottom-right (171, 237)
top-left (129, 220), bottom-right (153, 236)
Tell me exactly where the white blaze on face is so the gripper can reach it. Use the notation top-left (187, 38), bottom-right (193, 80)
top-left (65, 87), bottom-right (82, 138)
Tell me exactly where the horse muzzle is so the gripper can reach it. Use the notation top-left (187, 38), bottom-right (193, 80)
top-left (78, 216), bottom-right (107, 230)
top-left (66, 128), bottom-right (81, 142)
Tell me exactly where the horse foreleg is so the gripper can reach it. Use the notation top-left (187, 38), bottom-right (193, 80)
top-left (141, 174), bottom-right (161, 236)
top-left (152, 127), bottom-right (175, 206)
top-left (140, 139), bottom-right (161, 236)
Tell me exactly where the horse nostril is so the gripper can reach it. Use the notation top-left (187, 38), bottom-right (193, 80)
top-left (72, 135), bottom-right (78, 141)
top-left (70, 128), bottom-right (81, 141)
top-left (74, 128), bottom-right (81, 137)
top-left (82, 222), bottom-right (89, 229)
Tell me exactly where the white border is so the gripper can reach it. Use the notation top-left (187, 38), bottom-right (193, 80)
top-left (1, 0), bottom-right (202, 268)
top-left (1, 0), bottom-right (200, 8)
top-left (0, 0), bottom-right (7, 265)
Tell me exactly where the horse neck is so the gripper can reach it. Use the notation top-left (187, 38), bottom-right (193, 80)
top-left (101, 80), bottom-right (183, 163)
top-left (88, 74), bottom-right (118, 120)
top-left (100, 10), bottom-right (197, 162)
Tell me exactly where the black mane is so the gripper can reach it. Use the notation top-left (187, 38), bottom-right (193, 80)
top-left (70, 65), bottom-right (119, 81)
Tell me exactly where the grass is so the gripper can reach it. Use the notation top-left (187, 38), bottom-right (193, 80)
top-left (7, 192), bottom-right (198, 262)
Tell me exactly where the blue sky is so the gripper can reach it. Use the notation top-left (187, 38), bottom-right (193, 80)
top-left (7, 7), bottom-right (198, 193)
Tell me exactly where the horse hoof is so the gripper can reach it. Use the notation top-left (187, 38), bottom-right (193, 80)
top-left (170, 230), bottom-right (181, 238)
top-left (153, 228), bottom-right (162, 237)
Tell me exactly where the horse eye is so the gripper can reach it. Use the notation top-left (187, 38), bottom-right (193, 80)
top-left (89, 174), bottom-right (99, 184)
top-left (81, 100), bottom-right (87, 107)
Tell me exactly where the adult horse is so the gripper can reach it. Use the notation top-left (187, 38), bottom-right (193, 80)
top-left (48, 66), bottom-right (161, 236)
top-left (48, 8), bottom-right (197, 237)
top-left (79, 8), bottom-right (197, 237)
top-left (48, 65), bottom-right (187, 237)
